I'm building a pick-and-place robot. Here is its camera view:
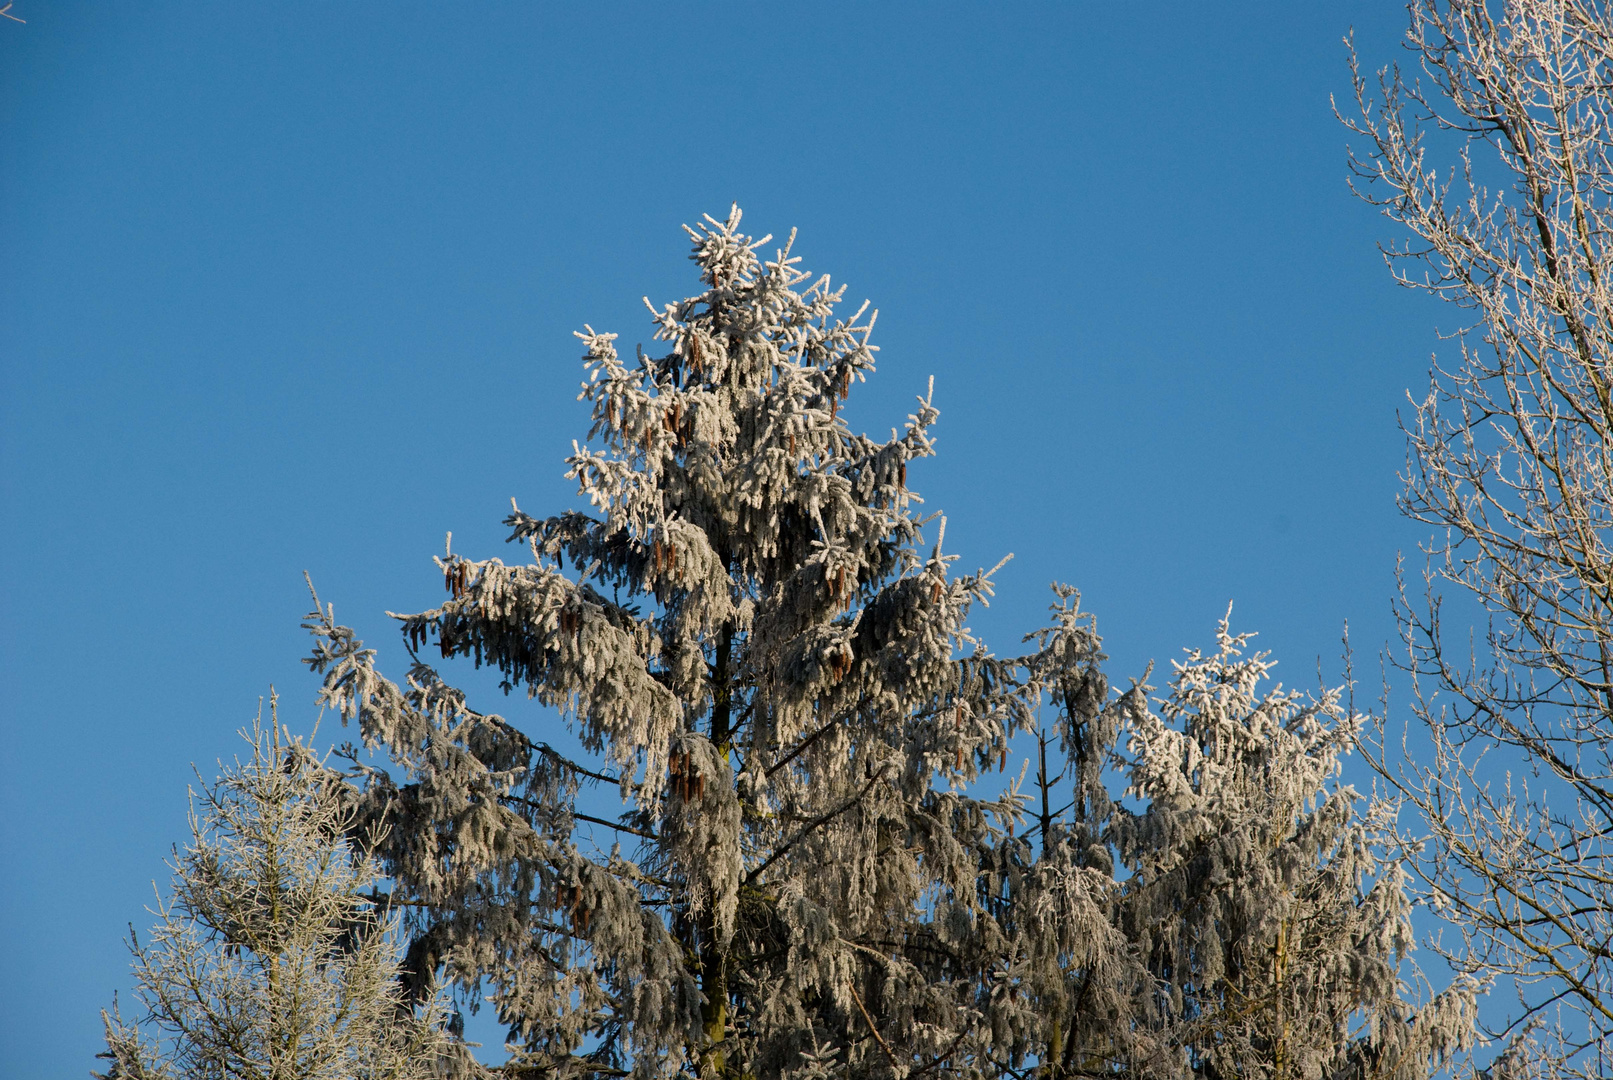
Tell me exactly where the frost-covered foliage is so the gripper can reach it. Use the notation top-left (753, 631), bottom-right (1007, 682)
top-left (96, 704), bottom-right (457, 1080)
top-left (299, 208), bottom-right (1469, 1079)
top-left (1012, 602), bottom-right (1480, 1080)
top-left (304, 207), bottom-right (1029, 1079)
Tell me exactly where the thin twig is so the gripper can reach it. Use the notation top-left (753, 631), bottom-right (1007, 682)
top-left (744, 765), bottom-right (891, 885)
top-left (534, 741), bottom-right (625, 786)
top-left (504, 794), bottom-right (658, 841)
top-left (908, 1028), bottom-right (969, 1080)
top-left (573, 810), bottom-right (657, 841)
top-left (765, 716), bottom-right (840, 778)
top-left (847, 979), bottom-right (900, 1070)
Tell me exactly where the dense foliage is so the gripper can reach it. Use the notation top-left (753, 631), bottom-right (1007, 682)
top-left (295, 209), bottom-right (1473, 1079)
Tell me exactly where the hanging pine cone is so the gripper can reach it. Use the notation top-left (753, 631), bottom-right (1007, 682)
top-left (669, 749), bottom-right (701, 802)
top-left (565, 884), bottom-right (591, 934)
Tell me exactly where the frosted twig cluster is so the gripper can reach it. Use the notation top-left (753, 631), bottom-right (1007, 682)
top-left (1345, 3), bottom-right (1613, 1073)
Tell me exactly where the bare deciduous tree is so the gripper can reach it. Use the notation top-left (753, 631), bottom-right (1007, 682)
top-left (1344, 2), bottom-right (1613, 1073)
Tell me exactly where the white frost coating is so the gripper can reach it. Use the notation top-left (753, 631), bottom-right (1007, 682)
top-left (96, 702), bottom-right (461, 1080)
top-left (1344, 4), bottom-right (1613, 1072)
top-left (293, 210), bottom-right (1471, 1080)
top-left (301, 208), bottom-right (1022, 1080)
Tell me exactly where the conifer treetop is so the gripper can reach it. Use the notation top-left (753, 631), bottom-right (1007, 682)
top-left (97, 702), bottom-right (458, 1080)
top-left (304, 207), bottom-right (1032, 1079)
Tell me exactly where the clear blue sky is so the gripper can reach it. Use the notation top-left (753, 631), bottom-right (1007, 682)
top-left (3, 3), bottom-right (1435, 1074)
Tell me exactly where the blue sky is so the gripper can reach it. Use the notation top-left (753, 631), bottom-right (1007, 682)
top-left (3, 3), bottom-right (1439, 1073)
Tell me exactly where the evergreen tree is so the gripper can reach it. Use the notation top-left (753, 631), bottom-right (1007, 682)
top-left (301, 207), bottom-right (1476, 1079)
top-left (1014, 603), bottom-right (1482, 1080)
top-left (304, 207), bottom-right (1031, 1079)
top-left (96, 700), bottom-right (457, 1080)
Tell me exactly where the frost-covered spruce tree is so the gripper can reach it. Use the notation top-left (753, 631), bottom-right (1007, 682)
top-left (303, 207), bottom-right (1035, 1078)
top-left (1100, 616), bottom-right (1480, 1080)
top-left (96, 702), bottom-right (457, 1080)
top-left (1004, 586), bottom-right (1139, 1076)
top-left (999, 597), bottom-right (1486, 1079)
